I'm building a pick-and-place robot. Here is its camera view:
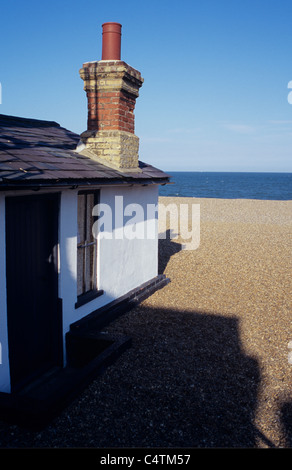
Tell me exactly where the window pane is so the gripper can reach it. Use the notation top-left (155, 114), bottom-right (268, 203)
top-left (90, 244), bottom-right (96, 290)
top-left (86, 193), bottom-right (94, 243)
top-left (77, 248), bottom-right (84, 296)
top-left (77, 191), bottom-right (98, 297)
top-left (77, 194), bottom-right (85, 244)
top-left (84, 246), bottom-right (90, 292)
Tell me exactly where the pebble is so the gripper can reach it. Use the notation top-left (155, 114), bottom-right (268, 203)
top-left (0, 197), bottom-right (291, 448)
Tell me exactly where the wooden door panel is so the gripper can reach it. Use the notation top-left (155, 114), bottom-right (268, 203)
top-left (6, 194), bottom-right (62, 390)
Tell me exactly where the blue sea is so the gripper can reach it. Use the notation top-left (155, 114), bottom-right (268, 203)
top-left (159, 172), bottom-right (292, 201)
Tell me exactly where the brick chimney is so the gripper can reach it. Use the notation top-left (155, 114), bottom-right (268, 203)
top-left (79, 23), bottom-right (144, 171)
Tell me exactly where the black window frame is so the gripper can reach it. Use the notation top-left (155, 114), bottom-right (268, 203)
top-left (75, 190), bottom-right (103, 309)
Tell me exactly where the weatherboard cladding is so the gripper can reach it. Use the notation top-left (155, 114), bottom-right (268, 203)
top-left (0, 115), bottom-right (169, 188)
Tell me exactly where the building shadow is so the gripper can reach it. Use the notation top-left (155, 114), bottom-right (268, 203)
top-left (0, 306), bottom-right (262, 448)
top-left (158, 229), bottom-right (182, 274)
top-left (43, 304), bottom-right (263, 448)
top-left (109, 306), bottom-right (261, 447)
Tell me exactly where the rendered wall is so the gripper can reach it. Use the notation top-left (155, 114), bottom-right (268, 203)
top-left (60, 184), bottom-right (159, 362)
top-left (0, 184), bottom-right (159, 387)
top-left (98, 184), bottom-right (159, 297)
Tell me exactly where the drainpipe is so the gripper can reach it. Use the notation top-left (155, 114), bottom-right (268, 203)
top-left (102, 22), bottom-right (122, 60)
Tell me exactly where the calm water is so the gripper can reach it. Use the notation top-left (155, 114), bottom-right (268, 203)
top-left (159, 172), bottom-right (292, 200)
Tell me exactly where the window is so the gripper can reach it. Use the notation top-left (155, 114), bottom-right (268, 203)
top-left (76, 190), bottom-right (102, 307)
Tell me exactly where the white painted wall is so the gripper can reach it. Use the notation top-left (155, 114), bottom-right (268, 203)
top-left (0, 183), bottom-right (160, 388)
top-left (98, 185), bottom-right (159, 297)
top-left (60, 184), bottom-right (159, 363)
top-left (58, 189), bottom-right (78, 362)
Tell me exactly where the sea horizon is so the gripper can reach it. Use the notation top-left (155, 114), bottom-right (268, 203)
top-left (164, 170), bottom-right (292, 173)
top-left (159, 171), bottom-right (292, 201)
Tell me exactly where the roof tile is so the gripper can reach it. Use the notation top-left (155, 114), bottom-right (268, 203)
top-left (0, 114), bottom-right (170, 188)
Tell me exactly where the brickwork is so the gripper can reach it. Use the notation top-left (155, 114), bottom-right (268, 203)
top-left (80, 60), bottom-right (143, 170)
top-left (86, 89), bottom-right (136, 133)
top-left (80, 129), bottom-right (139, 170)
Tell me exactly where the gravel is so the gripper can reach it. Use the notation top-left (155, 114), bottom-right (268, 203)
top-left (0, 196), bottom-right (291, 448)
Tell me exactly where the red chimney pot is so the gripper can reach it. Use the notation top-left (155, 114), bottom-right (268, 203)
top-left (102, 22), bottom-right (122, 60)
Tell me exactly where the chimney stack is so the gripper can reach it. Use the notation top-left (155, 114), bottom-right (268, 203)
top-left (79, 23), bottom-right (144, 171)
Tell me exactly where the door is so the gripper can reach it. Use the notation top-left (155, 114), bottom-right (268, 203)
top-left (6, 193), bottom-right (62, 391)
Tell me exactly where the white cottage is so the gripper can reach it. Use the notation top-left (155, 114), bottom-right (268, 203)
top-left (0, 23), bottom-right (169, 424)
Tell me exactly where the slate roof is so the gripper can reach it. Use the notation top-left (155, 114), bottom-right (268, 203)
top-left (0, 114), bottom-right (170, 189)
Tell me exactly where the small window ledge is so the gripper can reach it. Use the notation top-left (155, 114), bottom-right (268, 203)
top-left (75, 289), bottom-right (104, 309)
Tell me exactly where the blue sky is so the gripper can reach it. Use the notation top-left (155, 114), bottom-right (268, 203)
top-left (1, 0), bottom-right (292, 172)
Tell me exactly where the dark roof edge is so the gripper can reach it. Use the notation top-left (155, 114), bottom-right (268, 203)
top-left (0, 114), bottom-right (60, 128)
top-left (0, 177), bottom-right (171, 191)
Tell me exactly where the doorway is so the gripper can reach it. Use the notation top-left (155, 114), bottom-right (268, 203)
top-left (6, 193), bottom-right (62, 391)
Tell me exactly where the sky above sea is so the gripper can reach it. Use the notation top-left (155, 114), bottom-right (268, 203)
top-left (1, 0), bottom-right (292, 173)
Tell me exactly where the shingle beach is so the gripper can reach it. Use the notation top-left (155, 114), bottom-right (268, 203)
top-left (0, 196), bottom-right (291, 448)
